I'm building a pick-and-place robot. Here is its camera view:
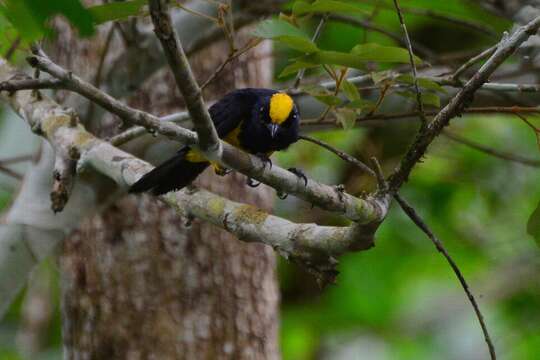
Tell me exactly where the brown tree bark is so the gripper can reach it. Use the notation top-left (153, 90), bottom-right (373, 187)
top-left (54, 12), bottom-right (279, 360)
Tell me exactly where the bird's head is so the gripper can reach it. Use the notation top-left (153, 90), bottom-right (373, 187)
top-left (257, 92), bottom-right (299, 138)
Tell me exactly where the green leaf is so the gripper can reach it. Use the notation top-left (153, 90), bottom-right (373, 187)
top-left (293, 45), bottom-right (421, 72)
top-left (0, 0), bottom-right (95, 40)
top-left (344, 99), bottom-right (375, 111)
top-left (279, 61), bottom-right (319, 77)
top-left (527, 201), bottom-right (540, 247)
top-left (301, 84), bottom-right (342, 106)
top-left (293, 0), bottom-right (370, 17)
top-left (254, 18), bottom-right (309, 40)
top-left (398, 90), bottom-right (441, 108)
top-left (253, 19), bottom-right (318, 53)
top-left (276, 35), bottom-right (319, 53)
top-left (351, 43), bottom-right (422, 64)
top-left (315, 94), bottom-right (342, 106)
top-left (371, 71), bottom-right (394, 85)
top-left (342, 79), bottom-right (361, 101)
top-left (300, 50), bottom-right (368, 70)
top-left (88, 0), bottom-right (146, 25)
top-left (334, 107), bottom-right (357, 130)
top-left (396, 74), bottom-right (447, 93)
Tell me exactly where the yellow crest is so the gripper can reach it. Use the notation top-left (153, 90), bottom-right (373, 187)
top-left (269, 93), bottom-right (294, 124)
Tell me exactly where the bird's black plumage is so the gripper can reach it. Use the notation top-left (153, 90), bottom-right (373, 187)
top-left (129, 88), bottom-right (300, 195)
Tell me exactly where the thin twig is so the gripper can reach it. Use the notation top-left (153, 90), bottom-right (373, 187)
top-left (452, 45), bottom-right (498, 79)
top-left (84, 24), bottom-right (117, 123)
top-left (392, 0), bottom-right (427, 127)
top-left (200, 38), bottom-right (261, 90)
top-left (397, 6), bottom-right (498, 38)
top-left (513, 113), bottom-right (540, 151)
top-left (370, 157), bottom-right (387, 191)
top-left (394, 194), bottom-right (497, 360)
top-left (0, 164), bottom-right (22, 180)
top-left (299, 133), bottom-right (496, 360)
top-left (4, 36), bottom-right (21, 61)
top-left (387, 16), bottom-right (540, 192)
top-left (293, 13), bottom-right (329, 89)
top-left (299, 135), bottom-right (375, 176)
top-left (0, 155), bottom-right (33, 165)
top-left (330, 14), bottom-right (435, 60)
top-left (0, 78), bottom-right (63, 92)
top-left (443, 130), bottom-right (540, 167)
top-left (172, 2), bottom-right (219, 23)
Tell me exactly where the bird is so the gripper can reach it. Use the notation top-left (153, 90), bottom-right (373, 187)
top-left (129, 88), bottom-right (303, 195)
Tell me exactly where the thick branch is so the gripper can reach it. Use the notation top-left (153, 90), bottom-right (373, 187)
top-left (50, 154), bottom-right (76, 213)
top-left (0, 57), bottom-right (388, 281)
top-left (25, 52), bottom-right (380, 222)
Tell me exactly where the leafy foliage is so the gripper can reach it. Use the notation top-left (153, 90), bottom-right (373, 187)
top-left (0, 0), bottom-right (146, 56)
top-left (88, 0), bottom-right (146, 25)
top-left (0, 0), bottom-right (94, 40)
top-left (0, 0), bottom-right (538, 359)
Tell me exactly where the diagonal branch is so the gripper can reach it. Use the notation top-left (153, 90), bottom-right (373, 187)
top-left (387, 16), bottom-right (540, 192)
top-left (443, 130), bottom-right (540, 167)
top-left (394, 194), bottom-right (497, 360)
top-left (148, 0), bottom-right (221, 157)
top-left (298, 130), bottom-right (497, 360)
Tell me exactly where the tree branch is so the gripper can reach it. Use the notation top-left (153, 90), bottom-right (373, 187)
top-left (393, 194), bottom-right (497, 360)
top-left (298, 127), bottom-right (497, 360)
top-left (387, 16), bottom-right (540, 192)
top-left (148, 0), bottom-right (221, 157)
top-left (24, 50), bottom-right (382, 222)
top-left (392, 0), bottom-right (426, 127)
top-left (2, 60), bottom-right (386, 279)
top-left (443, 130), bottom-right (540, 167)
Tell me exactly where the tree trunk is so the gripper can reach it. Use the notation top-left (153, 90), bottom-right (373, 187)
top-left (55, 14), bottom-right (279, 359)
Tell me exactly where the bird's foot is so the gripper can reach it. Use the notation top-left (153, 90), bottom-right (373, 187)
top-left (277, 190), bottom-right (288, 200)
top-left (246, 177), bottom-right (261, 188)
top-left (288, 167), bottom-right (308, 186)
top-left (255, 153), bottom-right (272, 170)
top-left (212, 162), bottom-right (231, 176)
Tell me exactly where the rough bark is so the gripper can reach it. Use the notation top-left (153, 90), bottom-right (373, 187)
top-left (56, 13), bottom-right (279, 360)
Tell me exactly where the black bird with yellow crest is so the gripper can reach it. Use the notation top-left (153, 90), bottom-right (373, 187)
top-left (129, 88), bottom-right (301, 195)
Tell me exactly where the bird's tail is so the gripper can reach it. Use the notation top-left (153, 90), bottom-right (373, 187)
top-left (129, 148), bottom-right (209, 195)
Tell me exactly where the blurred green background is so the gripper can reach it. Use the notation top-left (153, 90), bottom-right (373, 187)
top-left (0, 0), bottom-right (539, 359)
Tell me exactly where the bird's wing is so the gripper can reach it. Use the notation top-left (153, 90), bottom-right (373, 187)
top-left (209, 90), bottom-right (256, 138)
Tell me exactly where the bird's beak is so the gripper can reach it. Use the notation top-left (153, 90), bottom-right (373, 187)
top-left (268, 123), bottom-right (279, 138)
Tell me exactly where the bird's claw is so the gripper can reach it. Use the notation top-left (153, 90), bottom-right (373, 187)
top-left (213, 164), bottom-right (231, 176)
top-left (247, 177), bottom-right (261, 188)
top-left (255, 153), bottom-right (272, 170)
top-left (288, 167), bottom-right (308, 186)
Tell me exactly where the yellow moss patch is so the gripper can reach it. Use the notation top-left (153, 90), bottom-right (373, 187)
top-left (208, 197), bottom-right (226, 217)
top-left (234, 204), bottom-right (268, 225)
top-left (41, 115), bottom-right (72, 136)
top-left (74, 129), bottom-right (95, 148)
